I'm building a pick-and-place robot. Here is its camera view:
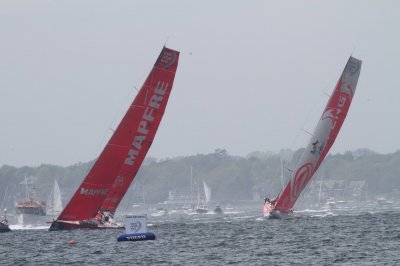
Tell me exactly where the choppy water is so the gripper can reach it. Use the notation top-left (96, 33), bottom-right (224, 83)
top-left (1, 206), bottom-right (400, 265)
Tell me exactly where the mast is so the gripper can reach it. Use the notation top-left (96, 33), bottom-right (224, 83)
top-left (197, 181), bottom-right (200, 207)
top-left (0, 185), bottom-right (8, 211)
top-left (56, 47), bottom-right (179, 221)
top-left (280, 157), bottom-right (284, 191)
top-left (24, 174), bottom-right (28, 202)
top-left (190, 166), bottom-right (193, 207)
top-left (274, 56), bottom-right (362, 212)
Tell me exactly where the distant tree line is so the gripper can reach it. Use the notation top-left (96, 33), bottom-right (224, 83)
top-left (1, 148), bottom-right (400, 212)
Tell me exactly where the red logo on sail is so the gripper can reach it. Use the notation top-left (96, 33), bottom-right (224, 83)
top-left (158, 50), bottom-right (177, 69)
top-left (291, 163), bottom-right (313, 202)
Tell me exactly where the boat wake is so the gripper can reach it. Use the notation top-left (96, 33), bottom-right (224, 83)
top-left (10, 224), bottom-right (49, 230)
top-left (224, 211), bottom-right (241, 215)
top-left (309, 211), bottom-right (336, 218)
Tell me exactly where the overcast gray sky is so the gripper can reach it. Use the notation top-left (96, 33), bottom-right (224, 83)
top-left (1, 1), bottom-right (399, 167)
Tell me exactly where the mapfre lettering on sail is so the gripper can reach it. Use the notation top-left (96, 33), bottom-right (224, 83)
top-left (80, 188), bottom-right (109, 196)
top-left (124, 81), bottom-right (169, 166)
top-left (50, 47), bottom-right (179, 227)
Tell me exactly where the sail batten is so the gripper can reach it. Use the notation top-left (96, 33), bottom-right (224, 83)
top-left (273, 56), bottom-right (362, 213)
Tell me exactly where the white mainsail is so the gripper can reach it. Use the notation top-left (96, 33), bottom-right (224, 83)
top-left (48, 179), bottom-right (63, 215)
top-left (203, 180), bottom-right (211, 204)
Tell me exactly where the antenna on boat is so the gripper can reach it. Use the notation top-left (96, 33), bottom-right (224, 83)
top-left (163, 36), bottom-right (170, 47)
top-left (351, 46), bottom-right (357, 56)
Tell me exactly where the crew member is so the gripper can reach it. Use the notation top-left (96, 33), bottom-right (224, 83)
top-left (271, 198), bottom-right (278, 205)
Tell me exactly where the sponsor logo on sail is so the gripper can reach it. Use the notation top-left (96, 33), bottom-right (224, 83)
top-left (347, 59), bottom-right (361, 75)
top-left (322, 90), bottom-right (348, 130)
top-left (310, 140), bottom-right (325, 155)
top-left (158, 50), bottom-right (177, 69)
top-left (80, 188), bottom-right (109, 196)
top-left (342, 84), bottom-right (354, 97)
top-left (291, 163), bottom-right (313, 202)
top-left (124, 81), bottom-right (169, 166)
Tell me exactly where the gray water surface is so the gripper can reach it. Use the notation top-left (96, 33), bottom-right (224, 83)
top-left (1, 208), bottom-right (400, 265)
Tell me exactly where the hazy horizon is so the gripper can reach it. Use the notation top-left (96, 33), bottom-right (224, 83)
top-left (1, 1), bottom-right (400, 167)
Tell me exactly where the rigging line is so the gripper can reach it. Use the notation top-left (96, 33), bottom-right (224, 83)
top-left (163, 36), bottom-right (170, 47)
top-left (284, 166), bottom-right (294, 173)
top-left (302, 128), bottom-right (313, 136)
top-left (288, 91), bottom-right (326, 151)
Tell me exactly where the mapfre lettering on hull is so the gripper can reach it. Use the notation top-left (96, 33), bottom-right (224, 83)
top-left (80, 188), bottom-right (109, 196)
top-left (124, 81), bottom-right (169, 166)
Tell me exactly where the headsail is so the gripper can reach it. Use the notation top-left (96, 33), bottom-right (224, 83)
top-left (99, 47), bottom-right (180, 214)
top-left (57, 47), bottom-right (179, 221)
top-left (273, 56), bottom-right (362, 212)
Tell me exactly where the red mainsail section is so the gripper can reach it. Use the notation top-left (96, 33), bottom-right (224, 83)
top-left (273, 57), bottom-right (362, 212)
top-left (57, 47), bottom-right (179, 221)
top-left (99, 47), bottom-right (179, 213)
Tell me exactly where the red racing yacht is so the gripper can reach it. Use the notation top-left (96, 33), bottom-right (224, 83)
top-left (264, 56), bottom-right (362, 219)
top-left (49, 46), bottom-right (180, 230)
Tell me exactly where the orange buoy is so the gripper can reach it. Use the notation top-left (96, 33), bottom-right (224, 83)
top-left (69, 239), bottom-right (77, 245)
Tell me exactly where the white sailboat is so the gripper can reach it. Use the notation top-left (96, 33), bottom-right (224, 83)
top-left (1, 188), bottom-right (11, 232)
top-left (196, 180), bottom-right (211, 214)
top-left (203, 180), bottom-right (211, 205)
top-left (47, 179), bottom-right (63, 216)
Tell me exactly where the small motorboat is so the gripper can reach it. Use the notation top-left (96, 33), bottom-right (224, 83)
top-left (195, 205), bottom-right (208, 214)
top-left (213, 205), bottom-right (224, 215)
